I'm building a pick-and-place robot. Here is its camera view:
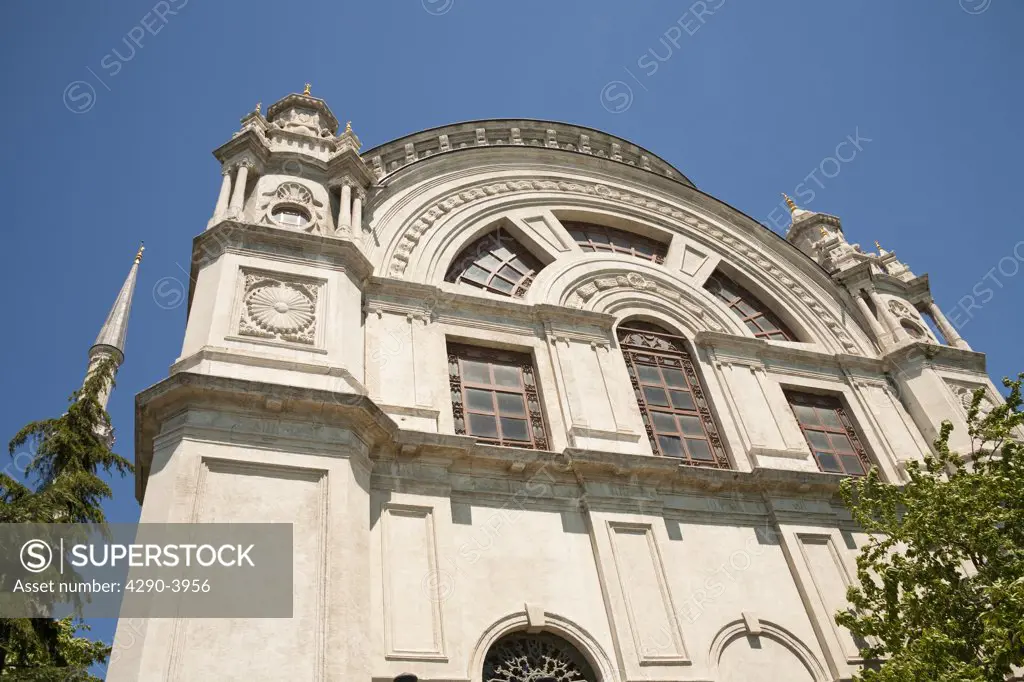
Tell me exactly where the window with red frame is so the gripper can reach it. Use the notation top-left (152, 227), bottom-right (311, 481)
top-left (562, 221), bottom-right (668, 264)
top-left (618, 321), bottom-right (729, 468)
top-left (448, 343), bottom-right (548, 450)
top-left (704, 271), bottom-right (797, 341)
top-left (785, 391), bottom-right (872, 476)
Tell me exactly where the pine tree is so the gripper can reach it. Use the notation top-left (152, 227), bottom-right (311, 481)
top-left (0, 356), bottom-right (133, 679)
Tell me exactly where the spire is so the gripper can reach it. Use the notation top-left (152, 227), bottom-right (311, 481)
top-left (90, 243), bottom-right (144, 364)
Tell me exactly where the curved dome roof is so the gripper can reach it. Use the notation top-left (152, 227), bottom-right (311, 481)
top-left (359, 119), bottom-right (694, 187)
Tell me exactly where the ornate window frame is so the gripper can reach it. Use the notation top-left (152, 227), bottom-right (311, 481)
top-left (448, 343), bottom-right (549, 450)
top-left (444, 228), bottom-right (543, 298)
top-left (482, 631), bottom-right (598, 682)
top-left (230, 267), bottom-right (327, 351)
top-left (704, 271), bottom-right (798, 341)
top-left (257, 180), bottom-right (328, 233)
top-left (562, 220), bottom-right (668, 264)
top-left (617, 322), bottom-right (729, 468)
top-left (785, 391), bottom-right (872, 476)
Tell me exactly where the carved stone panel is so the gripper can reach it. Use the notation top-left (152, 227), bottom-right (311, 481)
top-left (237, 270), bottom-right (323, 347)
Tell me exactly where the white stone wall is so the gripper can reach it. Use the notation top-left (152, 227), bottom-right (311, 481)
top-left (109, 116), bottom-right (1001, 682)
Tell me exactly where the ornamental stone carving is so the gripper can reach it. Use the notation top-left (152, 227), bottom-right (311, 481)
top-left (238, 273), bottom-right (320, 345)
top-left (387, 178), bottom-right (859, 353)
top-left (257, 181), bottom-right (328, 234)
top-left (887, 300), bottom-right (915, 319)
top-left (946, 380), bottom-right (996, 419)
top-left (569, 273), bottom-right (725, 332)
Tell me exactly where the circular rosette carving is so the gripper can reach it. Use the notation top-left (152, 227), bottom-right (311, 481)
top-left (240, 279), bottom-right (318, 344)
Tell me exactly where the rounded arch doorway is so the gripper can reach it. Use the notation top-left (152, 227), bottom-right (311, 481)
top-left (482, 631), bottom-right (599, 682)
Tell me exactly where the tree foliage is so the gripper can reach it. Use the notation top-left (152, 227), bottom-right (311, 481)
top-left (0, 356), bottom-right (133, 679)
top-left (839, 374), bottom-right (1024, 682)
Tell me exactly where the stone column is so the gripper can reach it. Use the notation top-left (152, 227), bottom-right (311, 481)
top-left (853, 293), bottom-right (887, 345)
top-left (228, 162), bottom-right (251, 214)
top-left (212, 168), bottom-right (233, 223)
top-left (924, 300), bottom-right (970, 350)
top-left (351, 190), bottom-right (363, 233)
top-left (867, 289), bottom-right (907, 343)
top-left (338, 184), bottom-right (352, 232)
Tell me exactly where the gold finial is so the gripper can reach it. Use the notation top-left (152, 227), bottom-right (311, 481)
top-left (345, 121), bottom-right (352, 133)
top-left (819, 226), bottom-right (829, 238)
top-left (255, 101), bottom-right (261, 114)
top-left (134, 242), bottom-right (145, 265)
top-left (875, 240), bottom-right (882, 251)
top-left (303, 83), bottom-right (311, 96)
top-left (782, 193), bottom-right (797, 213)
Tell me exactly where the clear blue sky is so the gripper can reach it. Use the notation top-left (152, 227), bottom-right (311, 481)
top-left (2, 0), bottom-right (1021, 670)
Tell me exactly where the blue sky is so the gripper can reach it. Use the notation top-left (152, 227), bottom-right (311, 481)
top-left (1, 0), bottom-right (1021, 669)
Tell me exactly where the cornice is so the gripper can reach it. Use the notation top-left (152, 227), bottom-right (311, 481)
top-left (188, 220), bottom-right (374, 315)
top-left (883, 341), bottom-right (987, 374)
top-left (360, 118), bottom-right (692, 186)
top-left (362, 276), bottom-right (617, 334)
top-left (134, 371), bottom-right (863, 509)
top-left (693, 331), bottom-right (885, 374)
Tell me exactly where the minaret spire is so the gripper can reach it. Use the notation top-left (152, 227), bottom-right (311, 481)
top-left (87, 244), bottom-right (143, 409)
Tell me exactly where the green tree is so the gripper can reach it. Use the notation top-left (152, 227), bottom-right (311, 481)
top-left (0, 356), bottom-right (133, 679)
top-left (839, 373), bottom-right (1024, 682)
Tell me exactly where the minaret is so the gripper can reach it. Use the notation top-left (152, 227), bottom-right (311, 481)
top-left (87, 243), bottom-right (144, 410)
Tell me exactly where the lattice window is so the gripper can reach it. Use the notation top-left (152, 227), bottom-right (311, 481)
top-left (562, 220), bottom-right (667, 264)
top-left (618, 322), bottom-right (729, 468)
top-left (448, 343), bottom-right (548, 450)
top-left (786, 391), bottom-right (871, 476)
top-left (445, 228), bottom-right (543, 298)
top-left (483, 631), bottom-right (597, 682)
top-left (704, 271), bottom-right (796, 341)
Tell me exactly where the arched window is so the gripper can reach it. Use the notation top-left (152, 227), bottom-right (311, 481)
top-left (617, 321), bottom-right (729, 468)
top-left (483, 631), bottom-right (597, 682)
top-left (704, 271), bottom-right (796, 341)
top-left (562, 220), bottom-right (667, 263)
top-left (445, 228), bottom-right (542, 298)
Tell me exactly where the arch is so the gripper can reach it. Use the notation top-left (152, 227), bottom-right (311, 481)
top-left (529, 256), bottom-right (743, 339)
top-left (468, 611), bottom-right (617, 682)
top-left (377, 172), bottom-right (872, 354)
top-left (708, 619), bottom-right (829, 682)
top-left (483, 631), bottom-right (597, 682)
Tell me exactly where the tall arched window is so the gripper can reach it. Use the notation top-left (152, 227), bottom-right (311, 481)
top-left (562, 220), bottom-right (668, 263)
top-left (617, 321), bottom-right (729, 468)
top-left (704, 271), bottom-right (796, 341)
top-left (483, 631), bottom-right (597, 682)
top-left (445, 228), bottom-right (543, 298)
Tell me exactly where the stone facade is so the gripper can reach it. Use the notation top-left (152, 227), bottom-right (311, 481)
top-left (108, 91), bottom-right (1004, 682)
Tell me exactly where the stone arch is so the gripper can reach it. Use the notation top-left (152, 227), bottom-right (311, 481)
top-left (530, 256), bottom-right (743, 339)
top-left (378, 172), bottom-right (871, 354)
top-left (708, 619), bottom-right (829, 682)
top-left (468, 611), bottom-right (618, 682)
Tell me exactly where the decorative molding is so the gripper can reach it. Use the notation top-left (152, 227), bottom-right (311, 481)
top-left (387, 178), bottom-right (858, 353)
top-left (567, 272), bottom-right (724, 333)
top-left (256, 180), bottom-right (328, 234)
top-left (237, 270), bottom-right (322, 346)
top-left (708, 618), bottom-right (829, 681)
top-left (944, 378), bottom-right (996, 419)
